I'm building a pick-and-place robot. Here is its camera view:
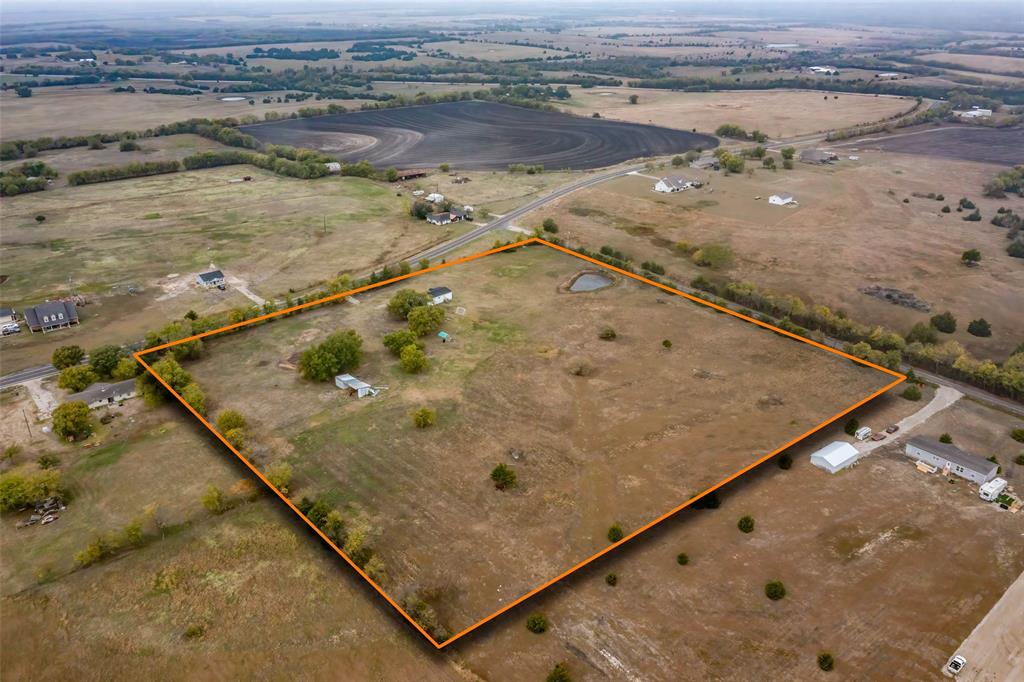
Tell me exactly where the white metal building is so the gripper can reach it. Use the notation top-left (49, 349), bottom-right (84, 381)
top-left (335, 374), bottom-right (377, 398)
top-left (769, 193), bottom-right (797, 206)
top-left (428, 287), bottom-right (453, 305)
top-left (810, 441), bottom-right (860, 474)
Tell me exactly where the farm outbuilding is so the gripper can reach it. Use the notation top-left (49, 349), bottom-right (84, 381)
top-left (426, 212), bottom-right (452, 225)
top-left (810, 441), bottom-right (860, 474)
top-left (769, 193), bottom-right (797, 206)
top-left (428, 287), bottom-right (453, 305)
top-left (905, 437), bottom-right (997, 484)
top-left (335, 374), bottom-right (378, 398)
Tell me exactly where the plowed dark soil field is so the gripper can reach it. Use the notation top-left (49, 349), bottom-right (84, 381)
top-left (240, 100), bottom-right (717, 169)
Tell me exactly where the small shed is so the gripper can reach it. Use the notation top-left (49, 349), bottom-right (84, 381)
top-left (428, 287), bottom-right (453, 305)
top-left (810, 441), bottom-right (860, 474)
top-left (335, 374), bottom-right (377, 398)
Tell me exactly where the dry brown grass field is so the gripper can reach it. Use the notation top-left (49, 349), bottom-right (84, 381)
top-left (560, 87), bottom-right (918, 137)
top-left (2, 367), bottom-right (1019, 680)
top-left (919, 52), bottom-right (1024, 75)
top-left (178, 244), bottom-right (896, 637)
top-left (0, 85), bottom-right (366, 140)
top-left (0, 166), bottom-right (465, 370)
top-left (525, 151), bottom-right (1024, 361)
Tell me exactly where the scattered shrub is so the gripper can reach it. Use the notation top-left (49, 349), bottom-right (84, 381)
top-left (737, 515), bottom-right (755, 533)
top-left (526, 613), bottom-right (548, 634)
top-left (901, 385), bottom-right (922, 401)
top-left (605, 572), bottom-right (618, 586)
top-left (818, 653), bottom-right (835, 672)
top-left (490, 463), bottom-right (517, 490)
top-left (930, 311), bottom-right (957, 334)
top-left (843, 418), bottom-right (859, 436)
top-left (599, 327), bottom-right (617, 340)
top-left (413, 407), bottom-right (436, 428)
top-left (765, 580), bottom-right (786, 600)
top-left (967, 318), bottom-right (992, 337)
top-left (939, 433), bottom-right (953, 444)
top-left (607, 524), bottom-right (624, 543)
top-left (777, 453), bottom-right (793, 469)
top-left (676, 552), bottom-right (689, 566)
top-left (546, 662), bottom-right (572, 682)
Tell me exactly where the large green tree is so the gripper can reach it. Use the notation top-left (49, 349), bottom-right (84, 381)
top-left (57, 365), bottom-right (98, 392)
top-left (299, 330), bottom-right (363, 381)
top-left (52, 401), bottom-right (93, 440)
top-left (387, 289), bottom-right (430, 319)
top-left (408, 305), bottom-right (445, 337)
top-left (89, 345), bottom-right (125, 378)
top-left (51, 345), bottom-right (85, 370)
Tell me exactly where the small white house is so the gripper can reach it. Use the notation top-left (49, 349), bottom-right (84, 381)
top-left (428, 286), bottom-right (453, 305)
top-left (768, 193), bottom-right (797, 206)
top-left (905, 436), bottom-right (998, 484)
top-left (654, 176), bottom-right (693, 193)
top-left (425, 192), bottom-right (444, 203)
top-left (979, 477), bottom-right (1008, 502)
top-left (810, 441), bottom-right (860, 474)
top-left (324, 162), bottom-right (342, 173)
top-left (335, 374), bottom-right (377, 398)
top-left (196, 270), bottom-right (226, 289)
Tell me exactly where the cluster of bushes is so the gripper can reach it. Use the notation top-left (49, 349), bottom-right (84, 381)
top-left (67, 160), bottom-right (181, 186)
top-left (508, 163), bottom-right (545, 174)
top-left (992, 208), bottom-right (1024, 258)
top-left (74, 511), bottom-right (154, 567)
top-left (714, 123), bottom-right (767, 143)
top-left (382, 289), bottom-right (443, 372)
top-left (712, 148), bottom-right (746, 173)
top-left (0, 466), bottom-right (62, 512)
top-left (985, 166), bottom-right (1023, 198)
top-left (0, 160), bottom-right (57, 196)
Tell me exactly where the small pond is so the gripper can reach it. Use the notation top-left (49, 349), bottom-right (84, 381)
top-left (569, 273), bottom-right (613, 292)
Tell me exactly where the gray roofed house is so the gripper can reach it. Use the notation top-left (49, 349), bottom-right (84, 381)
top-left (67, 379), bottom-right (137, 409)
top-left (800, 149), bottom-right (838, 164)
top-left (689, 156), bottom-right (720, 171)
top-left (0, 307), bottom-right (16, 322)
top-left (196, 270), bottom-right (226, 288)
top-left (24, 301), bottom-right (79, 333)
top-left (904, 436), bottom-right (998, 484)
top-left (426, 212), bottom-right (452, 225)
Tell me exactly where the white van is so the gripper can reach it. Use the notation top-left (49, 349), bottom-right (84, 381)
top-left (854, 426), bottom-right (873, 441)
top-left (1, 322), bottom-right (21, 336)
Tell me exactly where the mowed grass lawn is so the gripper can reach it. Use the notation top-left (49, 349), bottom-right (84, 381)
top-left (0, 165), bottom-right (467, 369)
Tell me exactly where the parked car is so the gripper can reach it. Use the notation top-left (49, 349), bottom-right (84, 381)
top-left (870, 432), bottom-right (887, 441)
top-left (1, 322), bottom-right (21, 336)
top-left (946, 654), bottom-right (966, 675)
top-left (885, 424), bottom-right (900, 434)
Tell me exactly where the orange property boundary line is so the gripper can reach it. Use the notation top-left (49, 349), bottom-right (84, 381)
top-left (136, 237), bottom-right (905, 649)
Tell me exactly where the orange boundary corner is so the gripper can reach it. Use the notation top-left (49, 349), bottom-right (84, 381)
top-left (136, 237), bottom-right (905, 648)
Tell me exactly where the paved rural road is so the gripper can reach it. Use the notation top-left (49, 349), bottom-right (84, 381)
top-left (0, 362), bottom-right (64, 390)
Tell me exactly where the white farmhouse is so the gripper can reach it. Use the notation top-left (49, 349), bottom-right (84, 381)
top-left (768, 193), bottom-right (797, 206)
top-left (66, 379), bottom-right (138, 410)
top-left (810, 441), bottom-right (860, 474)
top-left (654, 176), bottom-right (693, 193)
